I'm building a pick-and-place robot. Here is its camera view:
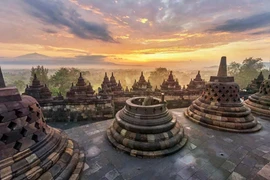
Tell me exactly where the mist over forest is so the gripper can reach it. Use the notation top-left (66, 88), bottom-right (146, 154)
top-left (2, 67), bottom-right (214, 95)
top-left (2, 57), bottom-right (269, 96)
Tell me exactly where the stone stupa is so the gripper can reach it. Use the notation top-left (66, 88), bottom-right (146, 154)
top-left (245, 74), bottom-right (270, 118)
top-left (185, 57), bottom-right (261, 133)
top-left (0, 68), bottom-right (85, 179)
top-left (107, 95), bottom-right (187, 157)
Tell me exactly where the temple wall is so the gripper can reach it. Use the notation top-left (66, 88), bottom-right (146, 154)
top-left (40, 101), bottom-right (114, 122)
top-left (36, 90), bottom-right (252, 122)
top-left (38, 97), bottom-right (194, 122)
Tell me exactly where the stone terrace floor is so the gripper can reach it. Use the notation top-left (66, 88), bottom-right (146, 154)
top-left (50, 108), bottom-right (270, 180)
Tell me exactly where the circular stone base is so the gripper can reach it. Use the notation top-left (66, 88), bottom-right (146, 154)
top-left (106, 96), bottom-right (188, 158)
top-left (0, 128), bottom-right (85, 180)
top-left (184, 109), bottom-right (262, 133)
top-left (245, 100), bottom-right (270, 119)
top-left (107, 126), bottom-right (188, 158)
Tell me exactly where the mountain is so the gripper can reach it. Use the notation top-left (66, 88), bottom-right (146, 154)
top-left (204, 65), bottom-right (219, 69)
top-left (16, 53), bottom-right (49, 59)
top-left (0, 53), bottom-right (121, 67)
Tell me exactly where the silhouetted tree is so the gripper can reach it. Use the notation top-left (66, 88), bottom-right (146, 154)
top-left (49, 68), bottom-right (84, 96)
top-left (13, 80), bottom-right (25, 93)
top-left (30, 66), bottom-right (49, 85)
top-left (228, 57), bottom-right (266, 89)
top-left (228, 62), bottom-right (241, 76)
top-left (149, 67), bottom-right (170, 89)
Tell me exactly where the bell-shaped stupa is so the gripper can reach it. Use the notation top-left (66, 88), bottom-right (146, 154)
top-left (245, 75), bottom-right (270, 118)
top-left (184, 57), bottom-right (261, 132)
top-left (0, 68), bottom-right (85, 179)
top-left (107, 95), bottom-right (187, 157)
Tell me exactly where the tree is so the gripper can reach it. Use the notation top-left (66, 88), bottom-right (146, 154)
top-left (30, 66), bottom-right (49, 85)
top-left (228, 57), bottom-right (266, 89)
top-left (241, 57), bottom-right (264, 72)
top-left (148, 67), bottom-right (170, 89)
top-left (228, 62), bottom-right (241, 76)
top-left (49, 68), bottom-right (82, 96)
top-left (13, 80), bottom-right (26, 93)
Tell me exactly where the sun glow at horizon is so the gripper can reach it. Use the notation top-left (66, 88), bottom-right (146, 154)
top-left (0, 0), bottom-right (270, 68)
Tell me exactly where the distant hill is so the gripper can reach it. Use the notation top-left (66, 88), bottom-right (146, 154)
top-left (204, 65), bottom-right (218, 69)
top-left (0, 53), bottom-right (122, 67)
top-left (17, 53), bottom-right (49, 59)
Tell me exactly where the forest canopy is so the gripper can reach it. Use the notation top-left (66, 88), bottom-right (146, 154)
top-left (4, 57), bottom-right (269, 95)
top-left (228, 57), bottom-right (269, 89)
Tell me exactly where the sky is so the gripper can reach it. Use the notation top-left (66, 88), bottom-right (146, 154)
top-left (1, 0), bottom-right (270, 68)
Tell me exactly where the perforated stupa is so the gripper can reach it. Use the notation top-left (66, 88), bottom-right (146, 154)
top-left (0, 68), bottom-right (85, 179)
top-left (185, 57), bottom-right (261, 132)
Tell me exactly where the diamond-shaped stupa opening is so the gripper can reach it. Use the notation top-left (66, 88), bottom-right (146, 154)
top-left (15, 109), bottom-right (23, 117)
top-left (35, 122), bottom-right (40, 129)
top-left (20, 127), bottom-right (27, 137)
top-left (26, 116), bottom-right (32, 123)
top-left (8, 121), bottom-right (17, 130)
top-left (0, 134), bottom-right (8, 144)
top-left (0, 115), bottom-right (4, 123)
top-left (31, 134), bottom-right (39, 142)
top-left (13, 141), bottom-right (22, 151)
top-left (36, 111), bottom-right (40, 118)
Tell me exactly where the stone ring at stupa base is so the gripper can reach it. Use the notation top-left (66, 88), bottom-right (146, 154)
top-left (107, 96), bottom-right (188, 157)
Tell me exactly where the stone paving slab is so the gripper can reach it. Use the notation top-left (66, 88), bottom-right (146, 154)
top-left (57, 108), bottom-right (270, 180)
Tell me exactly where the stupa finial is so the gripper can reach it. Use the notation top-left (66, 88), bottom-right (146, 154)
top-left (34, 73), bottom-right (37, 80)
top-left (217, 56), bottom-right (227, 77)
top-left (0, 67), bottom-right (6, 88)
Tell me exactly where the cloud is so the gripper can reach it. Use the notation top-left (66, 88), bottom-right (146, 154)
top-left (22, 0), bottom-right (115, 42)
top-left (42, 28), bottom-right (58, 34)
top-left (2, 0), bottom-right (270, 59)
top-left (44, 46), bottom-right (88, 54)
top-left (209, 12), bottom-right (270, 33)
top-left (250, 29), bottom-right (270, 35)
top-left (70, 0), bottom-right (270, 39)
top-left (0, 54), bottom-right (117, 66)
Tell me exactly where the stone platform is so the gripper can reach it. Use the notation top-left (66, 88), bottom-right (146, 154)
top-left (55, 108), bottom-right (270, 180)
